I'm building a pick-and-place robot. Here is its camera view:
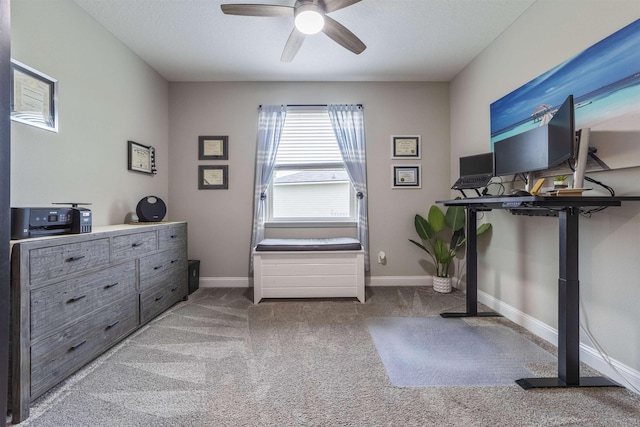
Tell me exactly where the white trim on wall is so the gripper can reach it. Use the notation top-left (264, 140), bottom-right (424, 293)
top-left (199, 275), bottom-right (432, 290)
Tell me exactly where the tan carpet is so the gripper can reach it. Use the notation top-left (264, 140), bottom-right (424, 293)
top-left (13, 287), bottom-right (640, 426)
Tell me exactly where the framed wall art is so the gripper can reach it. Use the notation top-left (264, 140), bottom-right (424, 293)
top-left (392, 165), bottom-right (421, 189)
top-left (199, 165), bottom-right (228, 189)
top-left (10, 59), bottom-right (58, 132)
top-left (198, 135), bottom-right (228, 160)
top-left (391, 135), bottom-right (421, 159)
top-left (128, 140), bottom-right (156, 175)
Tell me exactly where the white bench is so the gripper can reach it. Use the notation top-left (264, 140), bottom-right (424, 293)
top-left (252, 238), bottom-right (365, 304)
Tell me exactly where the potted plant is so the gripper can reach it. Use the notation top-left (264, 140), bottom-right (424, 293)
top-left (409, 204), bottom-right (491, 293)
top-left (553, 175), bottom-right (569, 189)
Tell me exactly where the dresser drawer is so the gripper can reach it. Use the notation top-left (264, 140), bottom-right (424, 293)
top-left (29, 238), bottom-right (110, 286)
top-left (139, 278), bottom-right (187, 324)
top-left (30, 261), bottom-right (137, 340)
top-left (30, 298), bottom-right (138, 398)
top-left (112, 231), bottom-right (157, 260)
top-left (158, 223), bottom-right (187, 251)
top-left (139, 248), bottom-right (186, 292)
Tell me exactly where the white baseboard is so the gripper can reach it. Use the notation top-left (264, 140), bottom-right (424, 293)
top-left (199, 275), bottom-right (432, 288)
top-left (199, 277), bottom-right (250, 288)
top-left (367, 276), bottom-right (431, 287)
top-left (478, 290), bottom-right (640, 394)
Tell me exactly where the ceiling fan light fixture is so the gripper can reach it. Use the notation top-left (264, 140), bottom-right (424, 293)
top-left (294, 4), bottom-right (325, 35)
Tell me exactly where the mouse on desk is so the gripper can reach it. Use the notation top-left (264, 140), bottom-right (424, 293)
top-left (509, 190), bottom-right (531, 197)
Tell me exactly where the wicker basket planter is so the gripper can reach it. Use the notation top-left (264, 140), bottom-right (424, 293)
top-left (433, 276), bottom-right (452, 293)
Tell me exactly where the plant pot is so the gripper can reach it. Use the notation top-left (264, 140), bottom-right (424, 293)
top-left (554, 180), bottom-right (568, 189)
top-left (433, 276), bottom-right (452, 293)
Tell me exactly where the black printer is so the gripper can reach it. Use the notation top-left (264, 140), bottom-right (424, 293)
top-left (11, 206), bottom-right (92, 240)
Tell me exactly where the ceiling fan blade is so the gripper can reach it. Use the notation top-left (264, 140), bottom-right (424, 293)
top-left (322, 15), bottom-right (366, 55)
top-left (220, 4), bottom-right (294, 17)
top-left (281, 28), bottom-right (306, 62)
top-left (322, 0), bottom-right (362, 13)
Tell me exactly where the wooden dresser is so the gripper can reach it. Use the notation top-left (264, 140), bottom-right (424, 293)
top-left (9, 222), bottom-right (188, 423)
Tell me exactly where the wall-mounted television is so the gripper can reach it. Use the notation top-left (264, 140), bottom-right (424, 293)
top-left (494, 95), bottom-right (575, 177)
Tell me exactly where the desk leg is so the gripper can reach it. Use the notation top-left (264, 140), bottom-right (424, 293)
top-left (516, 207), bottom-right (619, 389)
top-left (441, 207), bottom-right (499, 318)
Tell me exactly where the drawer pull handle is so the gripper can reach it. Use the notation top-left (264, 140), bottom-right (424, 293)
top-left (155, 295), bottom-right (164, 301)
top-left (67, 295), bottom-right (87, 303)
top-left (170, 259), bottom-right (177, 264)
top-left (104, 282), bottom-right (119, 289)
top-left (69, 340), bottom-right (87, 352)
top-left (131, 242), bottom-right (143, 248)
top-left (171, 287), bottom-right (178, 292)
top-left (66, 255), bottom-right (86, 262)
top-left (154, 265), bottom-right (163, 270)
top-left (105, 320), bottom-right (120, 330)
top-left (170, 235), bottom-right (177, 239)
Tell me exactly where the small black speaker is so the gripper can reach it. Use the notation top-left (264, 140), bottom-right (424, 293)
top-left (136, 196), bottom-right (166, 222)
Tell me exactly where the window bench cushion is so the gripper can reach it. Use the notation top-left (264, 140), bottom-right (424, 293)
top-left (255, 237), bottom-right (362, 252)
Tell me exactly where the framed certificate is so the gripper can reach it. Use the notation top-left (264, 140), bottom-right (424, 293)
top-left (392, 165), bottom-right (421, 188)
top-left (128, 141), bottom-right (156, 175)
top-left (199, 165), bottom-right (228, 189)
top-left (10, 60), bottom-right (58, 132)
top-left (199, 135), bottom-right (228, 160)
top-left (391, 135), bottom-right (421, 159)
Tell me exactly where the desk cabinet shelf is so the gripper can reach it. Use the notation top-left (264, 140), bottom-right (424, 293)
top-left (9, 222), bottom-right (188, 423)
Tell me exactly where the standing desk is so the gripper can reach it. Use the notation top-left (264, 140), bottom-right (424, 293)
top-left (437, 195), bottom-right (640, 389)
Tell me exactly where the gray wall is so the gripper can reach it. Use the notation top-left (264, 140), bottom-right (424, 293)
top-left (10, 0), bottom-right (169, 226)
top-left (168, 82), bottom-right (450, 283)
top-left (450, 1), bottom-right (640, 375)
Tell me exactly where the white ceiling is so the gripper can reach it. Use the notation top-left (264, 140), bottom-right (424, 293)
top-left (72, 0), bottom-right (536, 82)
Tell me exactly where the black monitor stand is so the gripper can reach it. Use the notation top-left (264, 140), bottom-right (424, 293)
top-left (457, 188), bottom-right (483, 198)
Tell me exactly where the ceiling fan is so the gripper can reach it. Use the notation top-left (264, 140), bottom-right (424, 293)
top-left (220, 0), bottom-right (366, 62)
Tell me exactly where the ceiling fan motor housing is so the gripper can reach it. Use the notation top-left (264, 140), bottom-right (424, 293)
top-left (294, 2), bottom-right (326, 34)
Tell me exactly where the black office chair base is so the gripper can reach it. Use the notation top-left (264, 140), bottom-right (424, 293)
top-left (516, 376), bottom-right (621, 389)
top-left (440, 311), bottom-right (501, 318)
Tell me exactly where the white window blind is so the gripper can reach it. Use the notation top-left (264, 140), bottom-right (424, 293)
top-left (276, 106), bottom-right (343, 167)
top-left (268, 106), bottom-right (355, 223)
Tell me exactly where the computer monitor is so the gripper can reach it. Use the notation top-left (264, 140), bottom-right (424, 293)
top-left (547, 94), bottom-right (575, 170)
top-left (494, 95), bottom-right (575, 177)
top-left (493, 126), bottom-right (549, 176)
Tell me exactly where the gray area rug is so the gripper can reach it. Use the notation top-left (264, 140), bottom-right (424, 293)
top-left (13, 287), bottom-right (640, 427)
top-left (367, 317), bottom-right (556, 387)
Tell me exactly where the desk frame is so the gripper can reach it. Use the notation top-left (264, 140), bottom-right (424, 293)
top-left (438, 196), bottom-right (640, 389)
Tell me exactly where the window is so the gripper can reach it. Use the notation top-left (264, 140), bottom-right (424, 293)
top-left (267, 106), bottom-right (355, 224)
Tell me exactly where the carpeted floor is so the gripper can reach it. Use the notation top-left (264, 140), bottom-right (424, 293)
top-left (11, 287), bottom-right (640, 426)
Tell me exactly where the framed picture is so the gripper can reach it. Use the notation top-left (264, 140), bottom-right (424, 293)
top-left (199, 165), bottom-right (228, 189)
top-left (199, 135), bottom-right (228, 160)
top-left (10, 59), bottom-right (58, 132)
top-left (392, 165), bottom-right (421, 188)
top-left (128, 140), bottom-right (156, 175)
top-left (391, 135), bottom-right (421, 159)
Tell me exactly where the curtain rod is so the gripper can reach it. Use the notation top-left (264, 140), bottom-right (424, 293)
top-left (259, 104), bottom-right (363, 108)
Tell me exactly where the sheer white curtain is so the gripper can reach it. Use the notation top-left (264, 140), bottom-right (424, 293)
top-left (250, 105), bottom-right (287, 257)
top-left (328, 104), bottom-right (370, 270)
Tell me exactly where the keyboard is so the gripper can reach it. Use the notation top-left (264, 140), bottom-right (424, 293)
top-left (451, 174), bottom-right (492, 190)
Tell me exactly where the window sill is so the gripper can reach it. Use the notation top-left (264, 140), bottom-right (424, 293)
top-left (265, 221), bottom-right (357, 229)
